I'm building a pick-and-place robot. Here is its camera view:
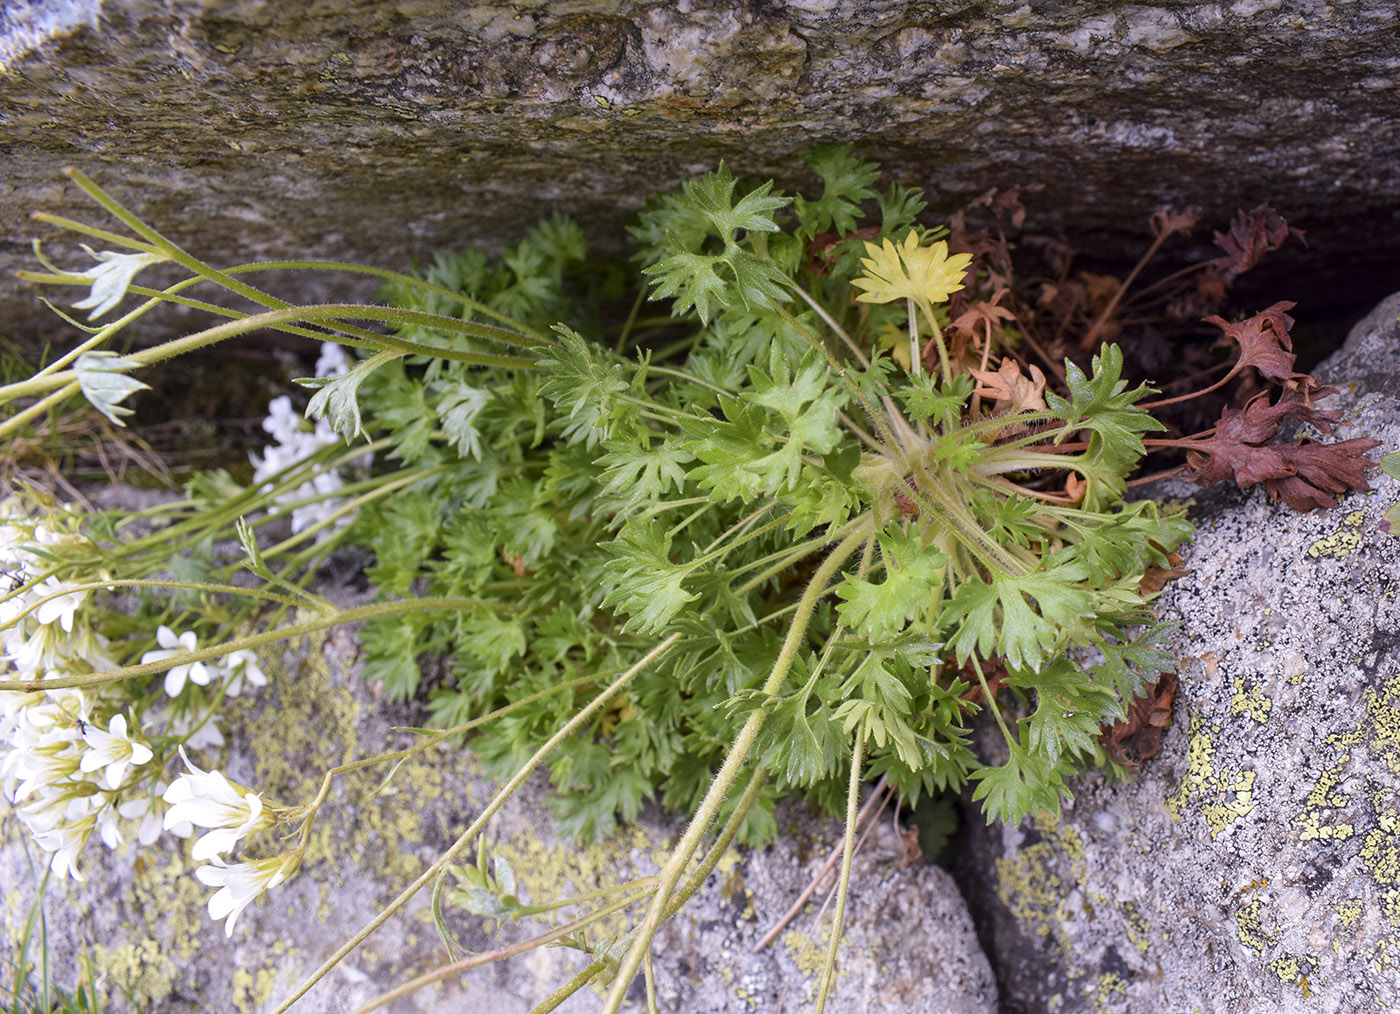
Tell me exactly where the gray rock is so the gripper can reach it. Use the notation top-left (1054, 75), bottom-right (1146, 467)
top-left (952, 293), bottom-right (1400, 1013)
top-left (3, 0), bottom-right (1399, 347)
top-left (1, 581), bottom-right (996, 1013)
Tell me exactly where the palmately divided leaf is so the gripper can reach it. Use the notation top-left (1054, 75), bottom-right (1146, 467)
top-left (636, 163), bottom-right (792, 324)
top-left (595, 438), bottom-right (694, 514)
top-left (969, 731), bottom-right (1068, 824)
top-left (538, 326), bottom-right (636, 448)
top-left (1044, 344), bottom-right (1165, 502)
top-left (601, 518), bottom-right (698, 634)
top-left (682, 162), bottom-right (789, 242)
top-left (836, 527), bottom-right (948, 640)
top-left (943, 559), bottom-right (1095, 672)
top-left (794, 143), bottom-right (881, 240)
top-left (687, 351), bottom-right (846, 501)
top-left (1005, 658), bottom-right (1119, 764)
top-left (435, 379), bottom-right (490, 460)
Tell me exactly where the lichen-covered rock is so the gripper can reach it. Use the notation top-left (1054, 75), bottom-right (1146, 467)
top-left (0, 588), bottom-right (995, 1013)
top-left (952, 293), bottom-right (1400, 1013)
top-left (3, 0), bottom-right (1399, 344)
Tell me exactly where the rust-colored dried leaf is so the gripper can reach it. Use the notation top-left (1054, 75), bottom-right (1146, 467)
top-left (969, 359), bottom-right (1048, 416)
top-left (1100, 671), bottom-right (1178, 766)
top-left (1205, 301), bottom-right (1303, 385)
top-left (898, 825), bottom-right (924, 868)
top-left (1210, 204), bottom-right (1304, 283)
top-left (1150, 207), bottom-right (1200, 239)
top-left (1138, 552), bottom-right (1187, 595)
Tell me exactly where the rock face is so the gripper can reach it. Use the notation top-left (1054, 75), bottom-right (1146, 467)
top-left (952, 294), bottom-right (1400, 1013)
top-left (3, 0), bottom-right (1399, 345)
top-left (0, 598), bottom-right (996, 1014)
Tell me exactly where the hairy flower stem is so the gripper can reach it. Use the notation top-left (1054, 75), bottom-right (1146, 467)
top-left (0, 304), bottom-right (541, 410)
top-left (601, 525), bottom-right (870, 1014)
top-left (273, 635), bottom-right (680, 1014)
top-left (814, 725), bottom-right (866, 1014)
top-left (0, 597), bottom-right (499, 693)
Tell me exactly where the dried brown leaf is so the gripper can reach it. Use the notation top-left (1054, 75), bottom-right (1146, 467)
top-left (1261, 437), bottom-right (1384, 511)
top-left (1138, 551), bottom-right (1187, 595)
top-left (1205, 301), bottom-right (1304, 385)
top-left (969, 359), bottom-right (1048, 415)
top-left (1151, 207), bottom-right (1200, 239)
top-left (1210, 204), bottom-right (1305, 283)
top-left (1100, 671), bottom-right (1178, 766)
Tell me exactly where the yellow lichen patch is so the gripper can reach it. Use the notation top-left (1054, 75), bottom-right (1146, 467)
top-left (1167, 715), bottom-right (1256, 838)
top-left (1363, 672), bottom-right (1400, 775)
top-left (783, 919), bottom-right (839, 983)
top-left (1230, 677), bottom-right (1273, 724)
top-left (1088, 970), bottom-right (1129, 1013)
top-left (995, 841), bottom-right (1069, 950)
top-left (231, 966), bottom-right (281, 1013)
top-left (1120, 899), bottom-right (1151, 954)
top-left (1234, 898), bottom-right (1277, 957)
top-left (485, 822), bottom-right (657, 940)
top-left (89, 939), bottom-right (176, 1010)
top-left (1335, 900), bottom-right (1364, 928)
top-left (1296, 757), bottom-right (1356, 842)
top-left (234, 626), bottom-right (447, 891)
top-left (1269, 954), bottom-right (1312, 997)
top-left (1305, 509), bottom-right (1367, 560)
top-left (1359, 810), bottom-right (1400, 925)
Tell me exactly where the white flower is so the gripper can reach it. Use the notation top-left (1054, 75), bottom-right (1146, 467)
top-left (141, 626), bottom-right (212, 697)
top-left (78, 713), bottom-right (154, 789)
top-left (220, 650), bottom-right (266, 697)
top-left (194, 852), bottom-right (300, 936)
top-left (33, 822), bottom-right (90, 882)
top-left (33, 578), bottom-right (87, 633)
top-left (70, 247), bottom-right (166, 321)
top-left (162, 749), bottom-right (275, 860)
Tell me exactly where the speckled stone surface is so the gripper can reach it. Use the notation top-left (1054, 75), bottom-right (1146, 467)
top-left (3, 0), bottom-right (1399, 346)
top-left (952, 293), bottom-right (1400, 1013)
top-left (0, 578), bottom-right (996, 1014)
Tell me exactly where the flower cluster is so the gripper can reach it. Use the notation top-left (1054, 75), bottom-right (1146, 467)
top-left (0, 502), bottom-right (161, 878)
top-left (0, 500), bottom-right (271, 901)
top-left (162, 748), bottom-right (298, 935)
top-left (250, 342), bottom-right (365, 536)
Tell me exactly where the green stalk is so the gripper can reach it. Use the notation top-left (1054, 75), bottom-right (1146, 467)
top-left (813, 724), bottom-right (866, 1014)
top-left (0, 303), bottom-right (542, 406)
top-left (0, 597), bottom-right (491, 693)
top-left (916, 296), bottom-right (952, 386)
top-left (0, 382), bottom-right (82, 442)
top-left (529, 961), bottom-right (609, 1014)
top-left (600, 525), bottom-right (870, 1014)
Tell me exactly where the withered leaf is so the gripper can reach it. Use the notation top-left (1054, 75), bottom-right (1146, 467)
top-left (1100, 671), bottom-right (1177, 766)
top-left (1210, 204), bottom-right (1305, 283)
top-left (950, 291), bottom-right (1017, 341)
top-left (1205, 301), bottom-right (1304, 385)
top-left (1150, 207), bottom-right (1200, 240)
top-left (1261, 437), bottom-right (1384, 511)
top-left (1138, 551), bottom-right (1188, 595)
top-left (969, 359), bottom-right (1048, 415)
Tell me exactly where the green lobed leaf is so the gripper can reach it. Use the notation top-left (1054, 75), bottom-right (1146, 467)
top-left (303, 349), bottom-right (401, 442)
